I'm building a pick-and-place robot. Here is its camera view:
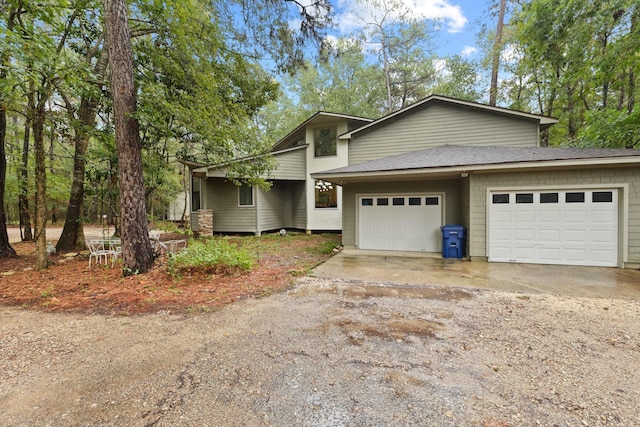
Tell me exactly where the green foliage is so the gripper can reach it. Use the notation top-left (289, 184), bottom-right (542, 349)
top-left (168, 238), bottom-right (256, 276)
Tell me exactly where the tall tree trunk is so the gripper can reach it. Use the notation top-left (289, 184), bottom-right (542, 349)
top-left (19, 116), bottom-right (33, 241)
top-left (104, 0), bottom-right (154, 275)
top-left (0, 105), bottom-right (17, 257)
top-left (33, 102), bottom-right (48, 269)
top-left (489, 0), bottom-right (506, 106)
top-left (58, 49), bottom-right (108, 251)
top-left (57, 96), bottom-right (98, 251)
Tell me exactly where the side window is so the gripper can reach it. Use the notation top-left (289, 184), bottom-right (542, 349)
top-left (314, 127), bottom-right (337, 157)
top-left (191, 176), bottom-right (202, 211)
top-left (315, 180), bottom-right (337, 208)
top-left (238, 184), bottom-right (254, 206)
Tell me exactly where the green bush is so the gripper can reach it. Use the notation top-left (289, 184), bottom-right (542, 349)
top-left (167, 238), bottom-right (255, 276)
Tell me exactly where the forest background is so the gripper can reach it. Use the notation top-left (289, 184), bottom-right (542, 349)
top-left (0, 0), bottom-right (638, 271)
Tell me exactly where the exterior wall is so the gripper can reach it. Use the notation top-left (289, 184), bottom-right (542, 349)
top-left (305, 120), bottom-right (351, 230)
top-left (204, 178), bottom-right (257, 233)
top-left (271, 148), bottom-right (307, 180)
top-left (257, 180), bottom-right (307, 232)
top-left (348, 102), bottom-right (540, 164)
top-left (342, 179), bottom-right (466, 247)
top-left (468, 166), bottom-right (640, 265)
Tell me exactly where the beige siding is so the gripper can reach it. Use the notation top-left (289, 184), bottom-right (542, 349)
top-left (468, 167), bottom-right (640, 264)
top-left (349, 103), bottom-right (540, 164)
top-left (258, 182), bottom-right (291, 231)
top-left (205, 178), bottom-right (257, 233)
top-left (291, 182), bottom-right (307, 229)
top-left (342, 179), bottom-right (465, 247)
top-left (257, 180), bottom-right (307, 233)
top-left (272, 149), bottom-right (307, 180)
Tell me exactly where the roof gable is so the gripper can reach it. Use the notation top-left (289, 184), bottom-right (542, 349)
top-left (270, 111), bottom-right (373, 152)
top-left (339, 95), bottom-right (558, 140)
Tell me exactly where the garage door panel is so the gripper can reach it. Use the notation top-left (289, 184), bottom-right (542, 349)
top-left (359, 195), bottom-right (442, 252)
top-left (538, 229), bottom-right (561, 243)
top-left (563, 229), bottom-right (587, 244)
top-left (489, 189), bottom-right (618, 267)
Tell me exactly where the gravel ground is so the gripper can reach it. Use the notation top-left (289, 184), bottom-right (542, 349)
top-left (1, 277), bottom-right (639, 426)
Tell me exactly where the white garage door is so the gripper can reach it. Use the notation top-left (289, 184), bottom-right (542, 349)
top-left (489, 189), bottom-right (618, 267)
top-left (358, 195), bottom-right (442, 252)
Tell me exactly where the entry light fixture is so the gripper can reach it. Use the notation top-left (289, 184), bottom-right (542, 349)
top-left (461, 172), bottom-right (469, 178)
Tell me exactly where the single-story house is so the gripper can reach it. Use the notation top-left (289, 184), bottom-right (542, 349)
top-left (190, 94), bottom-right (640, 269)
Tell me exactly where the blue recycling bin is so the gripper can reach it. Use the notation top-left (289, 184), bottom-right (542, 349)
top-left (441, 225), bottom-right (466, 259)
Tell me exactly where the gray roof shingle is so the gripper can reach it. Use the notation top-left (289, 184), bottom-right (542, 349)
top-left (318, 145), bottom-right (640, 175)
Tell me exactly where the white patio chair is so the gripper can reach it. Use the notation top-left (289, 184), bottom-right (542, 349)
top-left (86, 239), bottom-right (117, 266)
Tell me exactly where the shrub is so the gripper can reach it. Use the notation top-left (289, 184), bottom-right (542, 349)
top-left (167, 238), bottom-right (255, 276)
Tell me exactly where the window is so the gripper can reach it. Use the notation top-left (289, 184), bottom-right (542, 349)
top-left (361, 198), bottom-right (373, 206)
top-left (516, 193), bottom-right (534, 204)
top-left (392, 197), bottom-right (405, 206)
top-left (314, 127), bottom-right (337, 157)
top-left (377, 198), bottom-right (389, 206)
top-left (492, 193), bottom-right (509, 204)
top-left (238, 184), bottom-right (254, 206)
top-left (191, 177), bottom-right (202, 211)
top-left (540, 192), bottom-right (559, 203)
top-left (425, 197), bottom-right (439, 206)
top-left (315, 180), bottom-right (337, 208)
top-left (408, 197), bottom-right (421, 206)
top-left (566, 192), bottom-right (585, 203)
top-left (593, 191), bottom-right (613, 203)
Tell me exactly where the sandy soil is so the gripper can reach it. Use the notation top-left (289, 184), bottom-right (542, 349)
top-left (1, 277), bottom-right (639, 426)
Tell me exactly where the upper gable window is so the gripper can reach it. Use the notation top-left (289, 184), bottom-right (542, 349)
top-left (314, 126), bottom-right (337, 157)
top-left (238, 184), bottom-right (254, 207)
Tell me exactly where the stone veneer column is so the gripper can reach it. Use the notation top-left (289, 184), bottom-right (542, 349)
top-left (197, 209), bottom-right (213, 236)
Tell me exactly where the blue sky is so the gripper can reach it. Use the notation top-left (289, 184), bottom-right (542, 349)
top-left (328, 0), bottom-right (488, 58)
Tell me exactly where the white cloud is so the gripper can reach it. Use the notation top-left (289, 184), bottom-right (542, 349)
top-left (336, 0), bottom-right (468, 34)
top-left (461, 46), bottom-right (477, 57)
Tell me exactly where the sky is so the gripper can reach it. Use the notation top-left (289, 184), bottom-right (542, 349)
top-left (329, 0), bottom-right (489, 59)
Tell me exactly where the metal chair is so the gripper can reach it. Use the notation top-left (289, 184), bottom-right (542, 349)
top-left (86, 239), bottom-right (117, 266)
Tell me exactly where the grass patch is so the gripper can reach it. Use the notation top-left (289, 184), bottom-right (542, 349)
top-left (167, 238), bottom-right (256, 277)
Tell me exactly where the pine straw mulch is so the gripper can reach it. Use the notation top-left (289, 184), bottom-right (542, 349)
top-left (0, 233), bottom-right (341, 316)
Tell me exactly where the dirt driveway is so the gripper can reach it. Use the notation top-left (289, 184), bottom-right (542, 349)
top-left (1, 276), bottom-right (639, 426)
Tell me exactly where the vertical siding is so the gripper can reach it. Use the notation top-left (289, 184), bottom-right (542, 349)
top-left (469, 167), bottom-right (640, 264)
top-left (342, 179), bottom-right (465, 247)
top-left (349, 103), bottom-right (540, 164)
top-left (205, 178), bottom-right (257, 233)
top-left (272, 148), bottom-right (307, 180)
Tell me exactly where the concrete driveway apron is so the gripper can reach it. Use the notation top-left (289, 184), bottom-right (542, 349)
top-left (313, 249), bottom-right (640, 300)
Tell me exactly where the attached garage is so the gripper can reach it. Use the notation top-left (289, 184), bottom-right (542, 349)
top-left (489, 189), bottom-right (618, 267)
top-left (358, 195), bottom-right (442, 252)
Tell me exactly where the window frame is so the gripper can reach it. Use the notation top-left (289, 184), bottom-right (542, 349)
top-left (238, 184), bottom-right (254, 207)
top-left (314, 179), bottom-right (338, 209)
top-left (313, 126), bottom-right (338, 157)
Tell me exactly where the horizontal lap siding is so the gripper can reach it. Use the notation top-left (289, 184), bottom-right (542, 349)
top-left (469, 167), bottom-right (640, 264)
top-left (342, 179), bottom-right (465, 247)
top-left (206, 178), bottom-right (257, 233)
top-left (258, 183), bottom-right (289, 232)
top-left (349, 103), bottom-right (540, 164)
top-left (272, 149), bottom-right (307, 180)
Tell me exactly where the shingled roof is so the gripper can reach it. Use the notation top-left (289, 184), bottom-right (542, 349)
top-left (314, 145), bottom-right (640, 177)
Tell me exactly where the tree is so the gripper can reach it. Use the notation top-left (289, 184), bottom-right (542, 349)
top-left (0, 3), bottom-right (18, 257)
top-left (489, 0), bottom-right (507, 106)
top-left (506, 0), bottom-right (640, 147)
top-left (353, 0), bottom-right (437, 112)
top-left (103, 0), bottom-right (154, 275)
